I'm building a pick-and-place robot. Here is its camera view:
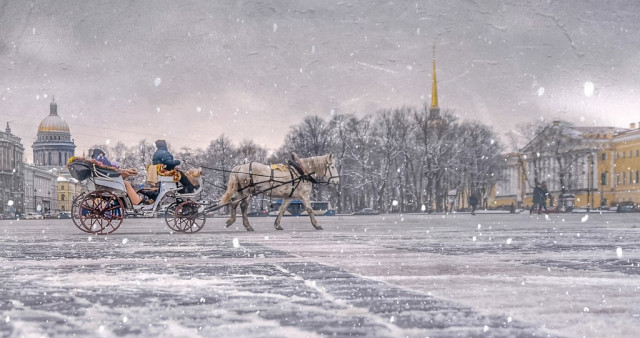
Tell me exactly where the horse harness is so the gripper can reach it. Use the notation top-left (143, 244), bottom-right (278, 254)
top-left (236, 161), bottom-right (316, 198)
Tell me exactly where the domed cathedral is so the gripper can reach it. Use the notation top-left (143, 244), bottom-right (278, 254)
top-left (32, 99), bottom-right (76, 167)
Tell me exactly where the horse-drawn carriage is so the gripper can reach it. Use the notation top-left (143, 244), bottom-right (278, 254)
top-left (67, 158), bottom-right (212, 234)
top-left (66, 153), bottom-right (339, 234)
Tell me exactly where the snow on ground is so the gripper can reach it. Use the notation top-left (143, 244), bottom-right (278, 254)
top-left (1, 213), bottom-right (639, 337)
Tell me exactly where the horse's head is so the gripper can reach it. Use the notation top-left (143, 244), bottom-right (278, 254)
top-left (322, 154), bottom-right (340, 185)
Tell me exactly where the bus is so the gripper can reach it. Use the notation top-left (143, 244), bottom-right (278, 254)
top-left (268, 200), bottom-right (335, 216)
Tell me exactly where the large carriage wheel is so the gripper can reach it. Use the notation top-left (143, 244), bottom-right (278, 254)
top-left (172, 201), bottom-right (206, 233)
top-left (76, 190), bottom-right (125, 235)
top-left (70, 192), bottom-right (90, 233)
top-left (163, 202), bottom-right (180, 232)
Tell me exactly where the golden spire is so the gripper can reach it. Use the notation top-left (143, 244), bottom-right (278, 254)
top-left (431, 45), bottom-right (439, 109)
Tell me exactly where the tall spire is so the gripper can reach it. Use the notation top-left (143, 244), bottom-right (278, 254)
top-left (50, 96), bottom-right (58, 116)
top-left (5, 122), bottom-right (10, 134)
top-left (429, 45), bottom-right (440, 118)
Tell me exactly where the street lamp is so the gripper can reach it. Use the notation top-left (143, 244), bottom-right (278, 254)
top-left (33, 188), bottom-right (37, 213)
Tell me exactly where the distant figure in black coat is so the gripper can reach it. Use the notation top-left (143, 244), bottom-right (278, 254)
top-left (468, 194), bottom-right (479, 215)
top-left (152, 139), bottom-right (195, 194)
top-left (530, 182), bottom-right (548, 214)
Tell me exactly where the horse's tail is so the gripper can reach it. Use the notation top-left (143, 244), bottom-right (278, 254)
top-left (220, 172), bottom-right (238, 205)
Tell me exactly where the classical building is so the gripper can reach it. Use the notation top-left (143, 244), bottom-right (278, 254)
top-left (490, 121), bottom-right (640, 210)
top-left (0, 123), bottom-right (25, 216)
top-left (23, 164), bottom-right (57, 215)
top-left (56, 175), bottom-right (81, 212)
top-left (28, 99), bottom-right (77, 215)
top-left (32, 99), bottom-right (76, 167)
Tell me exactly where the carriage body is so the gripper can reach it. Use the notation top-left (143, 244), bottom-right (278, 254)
top-left (68, 159), bottom-right (207, 234)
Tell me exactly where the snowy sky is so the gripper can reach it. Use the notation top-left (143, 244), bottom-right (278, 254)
top-left (1, 0), bottom-right (639, 160)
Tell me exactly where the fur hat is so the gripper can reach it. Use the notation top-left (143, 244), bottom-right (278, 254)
top-left (155, 140), bottom-right (167, 148)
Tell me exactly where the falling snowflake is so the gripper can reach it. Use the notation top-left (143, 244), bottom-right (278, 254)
top-left (232, 238), bottom-right (240, 248)
top-left (616, 247), bottom-right (623, 258)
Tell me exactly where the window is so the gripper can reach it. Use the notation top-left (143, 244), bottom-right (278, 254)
top-left (601, 152), bottom-right (607, 160)
top-left (636, 170), bottom-right (639, 184)
top-left (601, 172), bottom-right (608, 186)
top-left (61, 194), bottom-right (65, 201)
top-left (623, 172), bottom-right (626, 185)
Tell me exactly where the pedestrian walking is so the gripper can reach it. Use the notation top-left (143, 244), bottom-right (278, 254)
top-left (468, 194), bottom-right (479, 215)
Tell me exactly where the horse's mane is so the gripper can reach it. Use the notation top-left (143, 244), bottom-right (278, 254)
top-left (302, 154), bottom-right (330, 175)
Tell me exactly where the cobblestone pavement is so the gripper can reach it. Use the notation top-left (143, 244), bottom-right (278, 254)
top-left (1, 212), bottom-right (639, 337)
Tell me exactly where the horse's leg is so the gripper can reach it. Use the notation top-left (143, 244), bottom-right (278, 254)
top-left (274, 199), bottom-right (291, 230)
top-left (225, 200), bottom-right (239, 227)
top-left (240, 196), bottom-right (254, 231)
top-left (301, 196), bottom-right (322, 230)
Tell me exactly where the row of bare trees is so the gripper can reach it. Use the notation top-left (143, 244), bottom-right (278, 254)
top-left (93, 105), bottom-right (506, 213)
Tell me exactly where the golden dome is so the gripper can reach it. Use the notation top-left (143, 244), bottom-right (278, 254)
top-left (37, 100), bottom-right (70, 133)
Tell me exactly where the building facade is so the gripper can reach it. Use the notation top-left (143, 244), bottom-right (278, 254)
top-left (0, 123), bottom-right (25, 216)
top-left (30, 99), bottom-right (77, 214)
top-left (491, 122), bottom-right (640, 210)
top-left (23, 164), bottom-right (57, 215)
top-left (56, 175), bottom-right (81, 212)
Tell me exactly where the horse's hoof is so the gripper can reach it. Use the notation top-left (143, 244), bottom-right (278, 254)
top-left (225, 220), bottom-right (234, 228)
top-left (314, 226), bottom-right (323, 230)
top-left (245, 226), bottom-right (254, 232)
top-left (274, 225), bottom-right (283, 230)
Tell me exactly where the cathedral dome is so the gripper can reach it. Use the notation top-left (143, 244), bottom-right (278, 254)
top-left (37, 100), bottom-right (70, 133)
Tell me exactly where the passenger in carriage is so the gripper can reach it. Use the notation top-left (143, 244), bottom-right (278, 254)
top-left (90, 149), bottom-right (153, 205)
top-left (152, 139), bottom-right (197, 194)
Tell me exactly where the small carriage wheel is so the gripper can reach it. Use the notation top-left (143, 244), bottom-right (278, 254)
top-left (70, 192), bottom-right (91, 233)
top-left (76, 190), bottom-right (125, 235)
top-left (173, 201), bottom-right (206, 233)
top-left (163, 202), bottom-right (181, 232)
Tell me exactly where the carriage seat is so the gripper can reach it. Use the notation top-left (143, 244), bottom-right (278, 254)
top-left (67, 156), bottom-right (123, 181)
top-left (145, 164), bottom-right (181, 185)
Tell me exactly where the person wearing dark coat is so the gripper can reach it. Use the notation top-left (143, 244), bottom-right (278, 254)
top-left (468, 194), bottom-right (479, 215)
top-left (530, 182), bottom-right (548, 214)
top-left (152, 140), bottom-right (196, 193)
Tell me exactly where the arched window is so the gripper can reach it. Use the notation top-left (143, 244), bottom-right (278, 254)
top-left (61, 194), bottom-right (65, 201)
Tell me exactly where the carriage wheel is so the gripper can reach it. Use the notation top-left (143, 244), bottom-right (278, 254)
top-left (163, 202), bottom-right (181, 232)
top-left (76, 190), bottom-right (125, 235)
top-left (173, 201), bottom-right (206, 233)
top-left (70, 192), bottom-right (91, 233)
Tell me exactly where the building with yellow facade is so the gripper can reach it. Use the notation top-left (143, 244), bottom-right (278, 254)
top-left (491, 122), bottom-right (640, 210)
top-left (56, 175), bottom-right (81, 213)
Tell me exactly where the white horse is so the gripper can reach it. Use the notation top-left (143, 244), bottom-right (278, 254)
top-left (220, 154), bottom-right (339, 231)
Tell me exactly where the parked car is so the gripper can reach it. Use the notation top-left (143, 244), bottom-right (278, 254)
top-left (58, 212), bottom-right (72, 219)
top-left (617, 201), bottom-right (638, 213)
top-left (352, 208), bottom-right (380, 215)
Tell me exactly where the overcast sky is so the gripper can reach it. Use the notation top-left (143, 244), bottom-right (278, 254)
top-left (1, 0), bottom-right (639, 161)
